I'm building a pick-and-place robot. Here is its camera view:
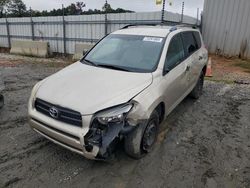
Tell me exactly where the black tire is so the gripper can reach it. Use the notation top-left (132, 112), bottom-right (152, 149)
top-left (190, 71), bottom-right (205, 99)
top-left (124, 110), bottom-right (159, 159)
top-left (0, 94), bottom-right (4, 109)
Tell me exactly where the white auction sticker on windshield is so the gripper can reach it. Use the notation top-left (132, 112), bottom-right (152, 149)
top-left (143, 37), bottom-right (163, 43)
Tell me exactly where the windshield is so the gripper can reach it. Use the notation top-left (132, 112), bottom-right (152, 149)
top-left (83, 34), bottom-right (165, 73)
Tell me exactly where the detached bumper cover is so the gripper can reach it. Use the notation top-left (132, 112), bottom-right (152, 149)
top-left (29, 117), bottom-right (98, 159)
top-left (84, 122), bottom-right (135, 159)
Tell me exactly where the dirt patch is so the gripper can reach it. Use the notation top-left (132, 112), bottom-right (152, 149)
top-left (0, 53), bottom-right (250, 188)
top-left (209, 54), bottom-right (250, 83)
top-left (234, 59), bottom-right (250, 73)
top-left (0, 48), bottom-right (10, 53)
top-left (0, 53), bottom-right (72, 68)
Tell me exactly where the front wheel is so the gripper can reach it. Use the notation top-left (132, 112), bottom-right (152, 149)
top-left (190, 71), bottom-right (205, 99)
top-left (124, 110), bottom-right (159, 159)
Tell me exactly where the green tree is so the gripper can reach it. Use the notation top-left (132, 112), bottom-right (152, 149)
top-left (7, 0), bottom-right (26, 17)
top-left (76, 2), bottom-right (85, 14)
top-left (102, 3), bottom-right (112, 13)
top-left (114, 8), bottom-right (133, 13)
top-left (0, 0), bottom-right (9, 17)
top-left (67, 3), bottom-right (77, 15)
top-left (2, 0), bottom-right (133, 17)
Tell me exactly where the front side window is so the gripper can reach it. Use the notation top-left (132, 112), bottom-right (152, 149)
top-left (164, 34), bottom-right (185, 72)
top-left (83, 34), bottom-right (165, 73)
top-left (182, 32), bottom-right (198, 57)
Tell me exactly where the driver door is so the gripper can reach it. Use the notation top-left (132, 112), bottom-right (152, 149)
top-left (161, 33), bottom-right (188, 114)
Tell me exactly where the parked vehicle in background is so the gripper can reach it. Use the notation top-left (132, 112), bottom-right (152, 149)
top-left (28, 24), bottom-right (208, 160)
top-left (0, 75), bottom-right (4, 108)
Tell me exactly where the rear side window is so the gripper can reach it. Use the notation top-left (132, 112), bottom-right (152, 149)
top-left (193, 31), bottom-right (202, 49)
top-left (181, 32), bottom-right (197, 56)
top-left (164, 34), bottom-right (185, 71)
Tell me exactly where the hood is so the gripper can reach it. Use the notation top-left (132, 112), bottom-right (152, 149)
top-left (36, 62), bottom-right (152, 115)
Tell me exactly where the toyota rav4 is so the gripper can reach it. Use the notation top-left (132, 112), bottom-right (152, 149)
top-left (28, 25), bottom-right (208, 160)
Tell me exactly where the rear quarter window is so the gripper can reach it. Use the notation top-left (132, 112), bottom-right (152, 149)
top-left (193, 31), bottom-right (202, 49)
top-left (181, 32), bottom-right (198, 57)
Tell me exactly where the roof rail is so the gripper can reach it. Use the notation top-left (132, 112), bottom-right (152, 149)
top-left (120, 23), bottom-right (198, 31)
top-left (175, 24), bottom-right (197, 29)
top-left (120, 24), bottom-right (159, 29)
top-left (169, 24), bottom-right (198, 32)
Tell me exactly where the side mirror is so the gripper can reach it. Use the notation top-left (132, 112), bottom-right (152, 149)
top-left (83, 49), bottom-right (89, 56)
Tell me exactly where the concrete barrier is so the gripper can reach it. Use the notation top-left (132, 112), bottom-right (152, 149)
top-left (73, 43), bottom-right (94, 61)
top-left (10, 40), bottom-right (49, 58)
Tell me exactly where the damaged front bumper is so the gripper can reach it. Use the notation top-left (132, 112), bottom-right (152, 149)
top-left (29, 112), bottom-right (136, 160)
top-left (84, 119), bottom-right (135, 160)
top-left (28, 101), bottom-right (144, 160)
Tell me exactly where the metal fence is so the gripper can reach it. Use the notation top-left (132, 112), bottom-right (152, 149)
top-left (202, 0), bottom-right (250, 59)
top-left (0, 11), bottom-right (198, 54)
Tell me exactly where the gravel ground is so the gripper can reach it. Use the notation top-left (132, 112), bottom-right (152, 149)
top-left (0, 54), bottom-right (250, 188)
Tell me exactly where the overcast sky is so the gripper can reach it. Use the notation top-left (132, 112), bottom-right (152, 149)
top-left (22, 0), bottom-right (204, 18)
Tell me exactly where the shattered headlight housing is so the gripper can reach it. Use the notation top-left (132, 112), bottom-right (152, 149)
top-left (95, 104), bottom-right (133, 125)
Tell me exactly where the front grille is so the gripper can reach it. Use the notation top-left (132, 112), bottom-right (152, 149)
top-left (34, 98), bottom-right (82, 127)
top-left (31, 118), bottom-right (80, 141)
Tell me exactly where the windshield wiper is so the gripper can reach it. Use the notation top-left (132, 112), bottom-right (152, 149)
top-left (82, 59), bottom-right (97, 66)
top-left (82, 60), bottom-right (132, 72)
top-left (97, 64), bottom-right (131, 72)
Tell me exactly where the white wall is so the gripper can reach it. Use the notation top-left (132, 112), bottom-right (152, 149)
top-left (202, 0), bottom-right (250, 58)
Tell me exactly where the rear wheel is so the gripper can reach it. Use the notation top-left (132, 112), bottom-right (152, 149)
top-left (190, 71), bottom-right (205, 99)
top-left (0, 94), bottom-right (4, 109)
top-left (124, 110), bottom-right (159, 159)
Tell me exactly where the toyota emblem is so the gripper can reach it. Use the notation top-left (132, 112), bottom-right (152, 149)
top-left (49, 107), bottom-right (59, 119)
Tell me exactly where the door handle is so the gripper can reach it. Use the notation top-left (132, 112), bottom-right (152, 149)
top-left (186, 65), bottom-right (190, 72)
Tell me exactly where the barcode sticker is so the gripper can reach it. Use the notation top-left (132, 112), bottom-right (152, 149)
top-left (143, 37), bottom-right (163, 43)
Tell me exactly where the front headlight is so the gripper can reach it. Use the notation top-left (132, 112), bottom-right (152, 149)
top-left (95, 104), bottom-right (133, 125)
top-left (29, 81), bottom-right (43, 109)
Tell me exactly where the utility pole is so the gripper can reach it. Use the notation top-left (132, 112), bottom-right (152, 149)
top-left (196, 8), bottom-right (200, 25)
top-left (181, 2), bottom-right (184, 23)
top-left (161, 0), bottom-right (166, 23)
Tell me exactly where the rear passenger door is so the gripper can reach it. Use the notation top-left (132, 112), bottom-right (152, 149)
top-left (181, 31), bottom-right (201, 88)
top-left (192, 31), bottom-right (206, 76)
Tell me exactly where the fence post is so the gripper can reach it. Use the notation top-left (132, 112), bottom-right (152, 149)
top-left (5, 15), bottom-right (11, 48)
top-left (104, 0), bottom-right (108, 35)
top-left (62, 4), bottom-right (67, 55)
top-left (30, 7), bottom-right (35, 41)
